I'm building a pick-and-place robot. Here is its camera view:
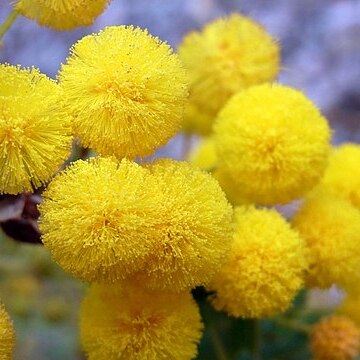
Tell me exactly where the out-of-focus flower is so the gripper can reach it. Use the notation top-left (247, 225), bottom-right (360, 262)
top-left (214, 84), bottom-right (331, 205)
top-left (338, 292), bottom-right (360, 328)
top-left (137, 159), bottom-right (233, 292)
top-left (310, 316), bottom-right (360, 360)
top-left (80, 282), bottom-right (203, 360)
top-left (188, 137), bottom-right (217, 172)
top-left (0, 303), bottom-right (15, 360)
top-left (39, 157), bottom-right (163, 283)
top-left (210, 206), bottom-right (307, 318)
top-left (321, 144), bottom-right (360, 210)
top-left (15, 0), bottom-right (111, 30)
top-left (178, 13), bottom-right (280, 135)
top-left (0, 64), bottom-right (72, 194)
top-left (292, 190), bottom-right (360, 290)
top-left (59, 26), bottom-right (188, 159)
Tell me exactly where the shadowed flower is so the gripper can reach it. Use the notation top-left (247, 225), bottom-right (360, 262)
top-left (210, 206), bottom-right (307, 318)
top-left (178, 13), bottom-right (280, 135)
top-left (15, 0), bottom-right (111, 30)
top-left (0, 303), bottom-right (15, 360)
top-left (214, 84), bottom-right (331, 205)
top-left (59, 26), bottom-right (188, 159)
top-left (80, 282), bottom-right (203, 360)
top-left (0, 64), bottom-right (72, 195)
top-left (310, 316), bottom-right (360, 360)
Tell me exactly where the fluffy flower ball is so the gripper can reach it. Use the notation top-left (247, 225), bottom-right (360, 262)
top-left (214, 84), bottom-right (331, 205)
top-left (39, 157), bottom-right (162, 283)
top-left (292, 190), bottom-right (360, 290)
top-left (80, 282), bottom-right (203, 360)
top-left (321, 144), bottom-right (360, 210)
top-left (15, 0), bottom-right (111, 30)
top-left (178, 13), bottom-right (280, 135)
top-left (0, 64), bottom-right (72, 194)
top-left (0, 304), bottom-right (15, 360)
top-left (338, 293), bottom-right (360, 328)
top-left (310, 316), bottom-right (360, 360)
top-left (210, 206), bottom-right (307, 318)
top-left (59, 26), bottom-right (188, 159)
top-left (137, 159), bottom-right (233, 292)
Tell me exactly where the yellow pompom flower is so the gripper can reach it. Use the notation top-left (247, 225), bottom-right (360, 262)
top-left (210, 206), bottom-right (307, 318)
top-left (80, 282), bottom-right (203, 360)
top-left (292, 190), bottom-right (360, 290)
top-left (310, 316), bottom-right (360, 360)
top-left (39, 157), bottom-right (163, 283)
top-left (214, 84), bottom-right (331, 205)
top-left (321, 144), bottom-right (360, 210)
top-left (338, 292), bottom-right (360, 328)
top-left (59, 26), bottom-right (188, 159)
top-left (137, 159), bottom-right (233, 292)
top-left (178, 13), bottom-right (280, 135)
top-left (15, 0), bottom-right (111, 30)
top-left (188, 137), bottom-right (218, 171)
top-left (0, 64), bottom-right (72, 195)
top-left (0, 303), bottom-right (15, 359)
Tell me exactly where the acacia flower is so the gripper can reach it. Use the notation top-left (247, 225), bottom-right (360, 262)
top-left (338, 292), bottom-right (360, 328)
top-left (59, 26), bottom-right (188, 159)
top-left (321, 143), bottom-right (360, 210)
top-left (80, 282), bottom-right (203, 360)
top-left (310, 316), bottom-right (360, 360)
top-left (0, 303), bottom-right (15, 360)
top-left (292, 190), bottom-right (360, 290)
top-left (39, 157), bottom-right (163, 283)
top-left (137, 159), bottom-right (233, 292)
top-left (214, 84), bottom-right (331, 205)
top-left (178, 13), bottom-right (280, 135)
top-left (0, 64), bottom-right (72, 194)
top-left (210, 206), bottom-right (307, 318)
top-left (15, 0), bottom-right (111, 30)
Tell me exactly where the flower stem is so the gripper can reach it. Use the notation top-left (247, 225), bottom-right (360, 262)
top-left (275, 317), bottom-right (312, 334)
top-left (0, 10), bottom-right (18, 41)
top-left (209, 325), bottom-right (228, 360)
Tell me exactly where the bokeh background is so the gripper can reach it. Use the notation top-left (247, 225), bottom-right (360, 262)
top-left (0, 0), bottom-right (359, 359)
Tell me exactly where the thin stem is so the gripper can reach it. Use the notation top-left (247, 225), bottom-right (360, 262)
top-left (252, 319), bottom-right (262, 360)
top-left (209, 325), bottom-right (228, 360)
top-left (275, 317), bottom-right (312, 335)
top-left (0, 10), bottom-right (18, 41)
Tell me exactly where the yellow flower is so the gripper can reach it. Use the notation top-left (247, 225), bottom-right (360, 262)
top-left (0, 303), bottom-right (15, 360)
top-left (292, 190), bottom-right (360, 290)
top-left (39, 157), bottom-right (163, 283)
top-left (178, 13), bottom-right (280, 135)
top-left (338, 292), bottom-right (360, 328)
top-left (214, 84), bottom-right (331, 205)
top-left (59, 26), bottom-right (188, 159)
top-left (80, 282), bottom-right (203, 360)
top-left (210, 206), bottom-right (307, 318)
top-left (0, 64), bottom-right (72, 195)
top-left (137, 159), bottom-right (233, 292)
top-left (310, 316), bottom-right (360, 360)
top-left (15, 0), bottom-right (111, 30)
top-left (321, 144), bottom-right (360, 210)
top-left (188, 137), bottom-right (218, 172)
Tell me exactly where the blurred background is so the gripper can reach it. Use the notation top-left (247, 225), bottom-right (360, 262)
top-left (0, 0), bottom-right (359, 359)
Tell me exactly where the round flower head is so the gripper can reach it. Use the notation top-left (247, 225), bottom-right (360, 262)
top-left (321, 144), bottom-right (360, 210)
top-left (188, 137), bottom-right (218, 172)
top-left (292, 190), bottom-right (360, 290)
top-left (0, 64), bottom-right (72, 194)
top-left (0, 303), bottom-right (15, 359)
top-left (210, 206), bottom-right (307, 318)
top-left (39, 157), bottom-right (163, 283)
top-left (338, 292), bottom-right (360, 328)
top-left (310, 316), bottom-right (360, 360)
top-left (178, 13), bottom-right (280, 135)
top-left (137, 159), bottom-right (233, 292)
top-left (15, 0), bottom-right (111, 30)
top-left (59, 26), bottom-right (188, 159)
top-left (214, 84), bottom-right (331, 205)
top-left (80, 282), bottom-right (203, 360)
